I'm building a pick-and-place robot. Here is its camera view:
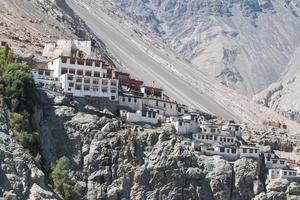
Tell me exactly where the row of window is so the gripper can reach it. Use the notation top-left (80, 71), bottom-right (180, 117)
top-left (66, 75), bottom-right (117, 86)
top-left (67, 83), bottom-right (117, 93)
top-left (61, 58), bottom-right (103, 68)
top-left (195, 134), bottom-right (235, 143)
top-left (155, 100), bottom-right (173, 109)
top-left (122, 97), bottom-right (138, 103)
top-left (61, 68), bottom-right (107, 78)
top-left (266, 158), bottom-right (286, 165)
top-left (241, 148), bottom-right (258, 154)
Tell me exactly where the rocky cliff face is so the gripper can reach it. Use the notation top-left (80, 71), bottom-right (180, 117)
top-left (0, 91), bottom-right (299, 199)
top-left (0, 106), bottom-right (59, 199)
top-left (22, 91), bottom-right (300, 199)
top-left (115, 0), bottom-right (300, 96)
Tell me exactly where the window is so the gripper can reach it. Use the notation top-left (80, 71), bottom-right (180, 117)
top-left (62, 57), bottom-right (67, 63)
top-left (70, 59), bottom-right (75, 64)
top-left (76, 77), bottom-right (82, 83)
top-left (61, 68), bottom-right (68, 75)
top-left (202, 135), bottom-right (204, 139)
top-left (170, 104), bottom-right (173, 109)
top-left (211, 128), bottom-right (216, 133)
top-left (77, 70), bottom-right (83, 76)
top-left (284, 171), bottom-right (287, 176)
top-left (102, 80), bottom-right (108, 85)
top-left (289, 172), bottom-right (292, 176)
top-left (179, 122), bottom-right (182, 126)
top-left (227, 138), bottom-right (230, 142)
top-left (38, 70), bottom-right (44, 75)
top-left (249, 149), bottom-right (253, 153)
top-left (102, 88), bottom-right (108, 93)
top-left (272, 159), bottom-right (278, 164)
top-left (92, 86), bottom-right (98, 92)
top-left (84, 78), bottom-right (90, 84)
top-left (111, 89), bottom-right (116, 93)
top-left (206, 135), bottom-right (209, 140)
top-left (95, 61), bottom-right (100, 67)
top-left (267, 157), bottom-right (270, 161)
top-left (280, 161), bottom-right (285, 165)
top-left (45, 71), bottom-right (50, 76)
top-left (77, 59), bottom-right (84, 65)
top-left (214, 136), bottom-right (217, 140)
top-left (156, 100), bottom-right (159, 106)
top-left (209, 135), bottom-right (212, 140)
top-left (164, 103), bottom-right (166, 108)
top-left (75, 84), bottom-right (81, 90)
top-left (85, 71), bottom-right (92, 76)
top-left (293, 172), bottom-right (296, 176)
top-left (94, 71), bottom-right (100, 77)
top-left (93, 79), bottom-right (99, 85)
top-left (84, 85), bottom-right (90, 91)
top-left (128, 98), bottom-right (131, 102)
top-left (111, 81), bottom-right (117, 86)
top-left (68, 82), bottom-right (74, 87)
top-left (111, 96), bottom-right (116, 100)
top-left (103, 73), bottom-right (106, 78)
top-left (220, 147), bottom-right (225, 153)
top-left (67, 75), bottom-right (73, 81)
top-left (232, 149), bottom-right (236, 154)
top-left (220, 138), bottom-right (222, 142)
top-left (122, 97), bottom-right (125, 102)
top-left (227, 149), bottom-right (230, 153)
top-left (231, 139), bottom-right (234, 142)
top-left (86, 60), bottom-right (93, 66)
top-left (255, 149), bottom-right (258, 153)
top-left (69, 69), bottom-right (75, 74)
top-left (243, 149), bottom-right (247, 153)
top-left (134, 98), bottom-right (137, 103)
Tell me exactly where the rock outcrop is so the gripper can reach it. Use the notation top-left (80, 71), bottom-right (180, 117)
top-left (0, 107), bottom-right (59, 199)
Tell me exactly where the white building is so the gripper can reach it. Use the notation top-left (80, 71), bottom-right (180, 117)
top-left (221, 123), bottom-right (242, 137)
top-left (265, 157), bottom-right (288, 169)
top-left (142, 97), bottom-right (179, 117)
top-left (239, 146), bottom-right (260, 159)
top-left (43, 40), bottom-right (98, 59)
top-left (268, 168), bottom-right (298, 180)
top-left (31, 68), bottom-right (56, 88)
top-left (41, 56), bottom-right (119, 100)
top-left (119, 95), bottom-right (143, 111)
top-left (125, 110), bottom-right (158, 125)
top-left (192, 132), bottom-right (237, 146)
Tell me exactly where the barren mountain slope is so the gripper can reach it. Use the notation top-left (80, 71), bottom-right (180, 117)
top-left (115, 0), bottom-right (300, 97)
top-left (254, 48), bottom-right (300, 122)
top-left (64, 0), bottom-right (300, 132)
top-left (0, 0), bottom-right (112, 62)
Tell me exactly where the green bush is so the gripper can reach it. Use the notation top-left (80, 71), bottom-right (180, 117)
top-left (16, 131), bottom-right (39, 154)
top-left (9, 111), bottom-right (30, 132)
top-left (0, 46), bottom-right (37, 113)
top-left (51, 156), bottom-right (80, 200)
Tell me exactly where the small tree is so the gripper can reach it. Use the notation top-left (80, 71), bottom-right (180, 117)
top-left (51, 156), bottom-right (79, 200)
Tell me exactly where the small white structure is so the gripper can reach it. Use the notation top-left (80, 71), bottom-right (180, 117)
top-left (265, 157), bottom-right (288, 169)
top-left (142, 98), bottom-right (179, 116)
top-left (126, 110), bottom-right (158, 125)
top-left (239, 146), bottom-right (260, 159)
top-left (193, 132), bottom-right (237, 146)
top-left (119, 95), bottom-right (143, 111)
top-left (172, 119), bottom-right (199, 135)
top-left (43, 40), bottom-right (98, 59)
top-left (222, 123), bottom-right (242, 137)
top-left (31, 68), bottom-right (56, 87)
top-left (268, 168), bottom-right (298, 180)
